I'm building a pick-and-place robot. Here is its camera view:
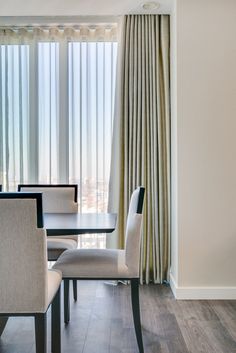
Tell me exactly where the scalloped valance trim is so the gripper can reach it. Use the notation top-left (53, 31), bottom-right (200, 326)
top-left (0, 24), bottom-right (118, 44)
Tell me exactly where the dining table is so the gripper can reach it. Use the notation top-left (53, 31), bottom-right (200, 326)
top-left (0, 211), bottom-right (117, 336)
top-left (45, 212), bottom-right (117, 235)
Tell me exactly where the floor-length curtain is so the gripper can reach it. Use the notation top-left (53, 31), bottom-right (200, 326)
top-left (108, 15), bottom-right (170, 284)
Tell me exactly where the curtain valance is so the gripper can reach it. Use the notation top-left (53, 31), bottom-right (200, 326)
top-left (0, 24), bottom-right (118, 44)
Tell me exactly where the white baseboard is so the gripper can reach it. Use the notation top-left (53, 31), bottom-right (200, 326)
top-left (169, 273), bottom-right (236, 300)
top-left (169, 272), bottom-right (177, 297)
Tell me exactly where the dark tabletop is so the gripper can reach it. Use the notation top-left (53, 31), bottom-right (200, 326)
top-left (44, 212), bottom-right (117, 235)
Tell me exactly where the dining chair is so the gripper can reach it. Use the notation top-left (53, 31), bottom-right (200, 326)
top-left (18, 184), bottom-right (79, 323)
top-left (53, 186), bottom-right (145, 353)
top-left (0, 192), bottom-right (62, 353)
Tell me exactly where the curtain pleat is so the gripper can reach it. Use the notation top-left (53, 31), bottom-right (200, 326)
top-left (108, 15), bottom-right (170, 284)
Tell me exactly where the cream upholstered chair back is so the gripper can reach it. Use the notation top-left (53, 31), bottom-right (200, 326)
top-left (0, 193), bottom-right (48, 313)
top-left (125, 187), bottom-right (145, 277)
top-left (18, 185), bottom-right (78, 213)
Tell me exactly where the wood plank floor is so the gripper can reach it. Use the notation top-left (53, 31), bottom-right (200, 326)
top-left (0, 281), bottom-right (235, 353)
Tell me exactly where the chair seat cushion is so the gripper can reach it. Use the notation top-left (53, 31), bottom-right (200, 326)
top-left (47, 237), bottom-right (78, 261)
top-left (47, 269), bottom-right (62, 309)
top-left (53, 249), bottom-right (136, 279)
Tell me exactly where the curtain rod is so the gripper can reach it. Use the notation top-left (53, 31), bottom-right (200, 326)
top-left (0, 16), bottom-right (121, 27)
top-left (0, 24), bottom-right (118, 30)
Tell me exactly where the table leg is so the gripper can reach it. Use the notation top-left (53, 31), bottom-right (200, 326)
top-left (0, 317), bottom-right (8, 336)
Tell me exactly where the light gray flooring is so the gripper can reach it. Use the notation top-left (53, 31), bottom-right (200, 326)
top-left (0, 281), bottom-right (236, 353)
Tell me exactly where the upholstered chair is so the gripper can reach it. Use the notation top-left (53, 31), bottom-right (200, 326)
top-left (18, 184), bottom-right (79, 322)
top-left (53, 186), bottom-right (145, 353)
top-left (0, 192), bottom-right (62, 353)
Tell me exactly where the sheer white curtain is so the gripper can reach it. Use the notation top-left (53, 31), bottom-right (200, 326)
top-left (0, 25), bottom-right (118, 248)
top-left (68, 41), bottom-right (117, 213)
top-left (0, 44), bottom-right (29, 190)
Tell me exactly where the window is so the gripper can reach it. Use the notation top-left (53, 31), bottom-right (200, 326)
top-left (0, 25), bottom-right (118, 248)
top-left (68, 42), bottom-right (117, 213)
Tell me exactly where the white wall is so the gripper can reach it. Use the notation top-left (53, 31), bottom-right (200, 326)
top-left (170, 0), bottom-right (178, 288)
top-left (170, 0), bottom-right (236, 299)
top-left (0, 0), bottom-right (172, 16)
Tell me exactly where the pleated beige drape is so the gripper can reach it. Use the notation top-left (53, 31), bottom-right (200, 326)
top-left (108, 15), bottom-right (170, 284)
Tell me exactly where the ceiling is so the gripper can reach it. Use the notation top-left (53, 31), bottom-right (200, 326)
top-left (0, 0), bottom-right (172, 17)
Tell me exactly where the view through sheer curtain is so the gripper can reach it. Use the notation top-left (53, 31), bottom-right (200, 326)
top-left (0, 45), bottom-right (28, 190)
top-left (0, 25), bottom-right (118, 248)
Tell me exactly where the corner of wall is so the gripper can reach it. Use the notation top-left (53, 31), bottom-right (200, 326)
top-left (170, 0), bottom-right (179, 288)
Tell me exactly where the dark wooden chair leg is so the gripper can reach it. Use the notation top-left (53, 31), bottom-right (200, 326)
top-left (0, 317), bottom-right (8, 337)
top-left (35, 313), bottom-right (47, 353)
top-left (72, 279), bottom-right (77, 301)
top-left (64, 279), bottom-right (70, 324)
top-left (52, 286), bottom-right (61, 353)
top-left (131, 278), bottom-right (144, 353)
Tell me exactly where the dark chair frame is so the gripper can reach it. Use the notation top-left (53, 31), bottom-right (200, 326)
top-left (0, 192), bottom-right (61, 353)
top-left (0, 289), bottom-right (61, 353)
top-left (17, 184), bottom-right (78, 203)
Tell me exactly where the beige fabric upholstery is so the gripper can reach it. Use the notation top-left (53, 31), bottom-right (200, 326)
top-left (0, 198), bottom-right (62, 314)
top-left (19, 186), bottom-right (78, 213)
top-left (47, 269), bottom-right (62, 306)
top-left (19, 186), bottom-right (79, 260)
top-left (53, 188), bottom-right (143, 279)
top-left (125, 189), bottom-right (143, 276)
top-left (54, 249), bottom-right (130, 278)
top-left (47, 237), bottom-right (78, 260)
top-left (125, 214), bottom-right (143, 277)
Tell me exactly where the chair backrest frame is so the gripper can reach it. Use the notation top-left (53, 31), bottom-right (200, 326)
top-left (18, 184), bottom-right (78, 202)
top-left (18, 184), bottom-right (78, 214)
top-left (0, 192), bottom-right (44, 228)
top-left (136, 187), bottom-right (145, 214)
